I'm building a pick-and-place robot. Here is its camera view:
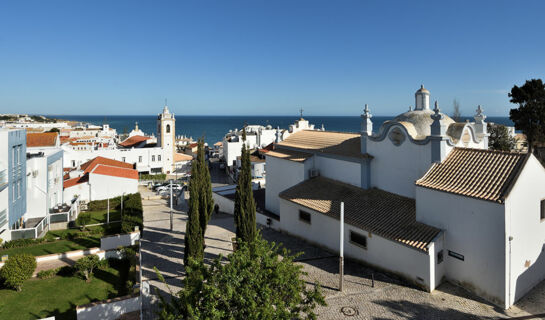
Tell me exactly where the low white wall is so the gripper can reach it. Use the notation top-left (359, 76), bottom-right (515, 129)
top-left (100, 231), bottom-right (140, 251)
top-left (76, 295), bottom-right (140, 320)
top-left (279, 199), bottom-right (433, 290)
top-left (36, 247), bottom-right (101, 263)
top-left (212, 192), bottom-right (280, 231)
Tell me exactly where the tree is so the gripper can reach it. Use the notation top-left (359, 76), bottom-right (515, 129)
top-left (77, 212), bottom-right (92, 230)
top-left (196, 139), bottom-right (214, 239)
top-left (157, 234), bottom-right (326, 320)
top-left (48, 127), bottom-right (60, 133)
top-left (241, 126), bottom-right (247, 142)
top-left (488, 123), bottom-right (516, 151)
top-left (74, 255), bottom-right (100, 282)
top-left (184, 159), bottom-right (204, 267)
top-left (0, 254), bottom-right (36, 291)
top-left (234, 144), bottom-right (256, 243)
top-left (509, 79), bottom-right (545, 153)
top-left (452, 99), bottom-right (462, 122)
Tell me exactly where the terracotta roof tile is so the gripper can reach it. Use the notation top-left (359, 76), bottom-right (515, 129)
top-left (416, 148), bottom-right (528, 203)
top-left (63, 175), bottom-right (88, 189)
top-left (277, 130), bottom-right (366, 159)
top-left (280, 177), bottom-right (440, 252)
top-left (266, 148), bottom-right (313, 162)
top-left (26, 132), bottom-right (58, 147)
top-left (175, 153), bottom-right (193, 162)
top-left (81, 156), bottom-right (134, 174)
top-left (119, 135), bottom-right (150, 148)
top-left (91, 164), bottom-right (138, 180)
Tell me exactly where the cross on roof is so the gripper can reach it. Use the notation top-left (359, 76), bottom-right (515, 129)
top-left (299, 107), bottom-right (304, 118)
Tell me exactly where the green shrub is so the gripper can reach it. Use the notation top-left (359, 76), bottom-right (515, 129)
top-left (37, 268), bottom-right (59, 280)
top-left (121, 215), bottom-right (142, 233)
top-left (0, 254), bottom-right (37, 291)
top-left (1, 238), bottom-right (46, 250)
top-left (140, 173), bottom-right (166, 181)
top-left (74, 255), bottom-right (101, 282)
top-left (77, 212), bottom-right (92, 229)
top-left (88, 197), bottom-right (121, 211)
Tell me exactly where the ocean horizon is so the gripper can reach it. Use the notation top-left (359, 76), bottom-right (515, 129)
top-left (51, 114), bottom-right (514, 145)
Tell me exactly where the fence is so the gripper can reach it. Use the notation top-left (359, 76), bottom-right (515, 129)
top-left (11, 217), bottom-right (48, 240)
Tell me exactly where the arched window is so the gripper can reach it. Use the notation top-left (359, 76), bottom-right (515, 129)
top-left (166, 124), bottom-right (171, 133)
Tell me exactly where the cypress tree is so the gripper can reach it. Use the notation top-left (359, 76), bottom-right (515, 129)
top-left (234, 144), bottom-right (256, 243)
top-left (196, 139), bottom-right (214, 238)
top-left (184, 159), bottom-right (204, 266)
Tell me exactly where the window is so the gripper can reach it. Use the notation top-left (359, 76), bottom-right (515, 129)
top-left (139, 156), bottom-right (142, 163)
top-left (299, 210), bottom-right (311, 224)
top-left (122, 157), bottom-right (126, 163)
top-left (72, 160), bottom-right (76, 167)
top-left (448, 250), bottom-right (464, 261)
top-left (152, 155), bottom-right (155, 162)
top-left (541, 199), bottom-right (545, 221)
top-left (158, 155), bottom-right (161, 161)
top-left (349, 231), bottom-right (367, 249)
top-left (166, 124), bottom-right (171, 133)
top-left (437, 250), bottom-right (444, 264)
top-left (17, 180), bottom-right (21, 199)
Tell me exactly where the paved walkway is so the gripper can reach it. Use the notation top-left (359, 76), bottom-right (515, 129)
top-left (140, 185), bottom-right (545, 319)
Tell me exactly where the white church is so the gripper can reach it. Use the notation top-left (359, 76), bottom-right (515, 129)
top-left (62, 105), bottom-right (178, 174)
top-left (265, 85), bottom-right (545, 309)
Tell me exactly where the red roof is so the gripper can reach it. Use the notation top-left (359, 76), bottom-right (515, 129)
top-left (81, 156), bottom-right (134, 174)
top-left (258, 142), bottom-right (274, 154)
top-left (119, 135), bottom-right (150, 148)
top-left (63, 175), bottom-right (89, 189)
top-left (27, 132), bottom-right (58, 147)
top-left (91, 164), bottom-right (138, 180)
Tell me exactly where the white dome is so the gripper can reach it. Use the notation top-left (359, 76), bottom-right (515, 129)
top-left (391, 109), bottom-right (455, 139)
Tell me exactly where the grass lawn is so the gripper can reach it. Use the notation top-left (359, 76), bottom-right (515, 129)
top-left (0, 223), bottom-right (122, 257)
top-left (0, 260), bottom-right (132, 320)
top-left (81, 209), bottom-right (121, 224)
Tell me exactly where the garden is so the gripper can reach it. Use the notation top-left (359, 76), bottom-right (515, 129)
top-left (0, 247), bottom-right (138, 320)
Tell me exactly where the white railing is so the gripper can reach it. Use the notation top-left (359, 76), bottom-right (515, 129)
top-left (0, 169), bottom-right (7, 189)
top-left (0, 209), bottom-right (7, 228)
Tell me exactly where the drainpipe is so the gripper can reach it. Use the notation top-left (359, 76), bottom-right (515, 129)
top-left (508, 235), bottom-right (513, 307)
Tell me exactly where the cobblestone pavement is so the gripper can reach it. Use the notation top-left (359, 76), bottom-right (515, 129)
top-left (141, 185), bottom-right (545, 319)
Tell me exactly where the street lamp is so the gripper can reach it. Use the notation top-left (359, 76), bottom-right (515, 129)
top-left (169, 179), bottom-right (173, 231)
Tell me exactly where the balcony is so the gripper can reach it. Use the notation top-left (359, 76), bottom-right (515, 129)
top-left (0, 169), bottom-right (7, 191)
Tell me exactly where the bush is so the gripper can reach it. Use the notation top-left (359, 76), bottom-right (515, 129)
top-left (88, 197), bottom-right (121, 211)
top-left (121, 215), bottom-right (142, 234)
top-left (37, 268), bottom-right (59, 280)
top-left (0, 254), bottom-right (37, 291)
top-left (77, 212), bottom-right (92, 229)
top-left (1, 238), bottom-right (46, 250)
top-left (74, 255), bottom-right (101, 282)
top-left (140, 173), bottom-right (166, 181)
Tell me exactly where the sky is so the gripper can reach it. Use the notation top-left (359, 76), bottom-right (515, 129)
top-left (0, 0), bottom-right (544, 117)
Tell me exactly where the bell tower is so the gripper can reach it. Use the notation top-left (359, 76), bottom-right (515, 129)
top-left (157, 102), bottom-right (176, 174)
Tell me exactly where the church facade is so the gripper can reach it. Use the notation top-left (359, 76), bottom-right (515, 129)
top-left (265, 86), bottom-right (545, 308)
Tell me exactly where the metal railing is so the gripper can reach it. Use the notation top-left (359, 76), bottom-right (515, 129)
top-left (0, 169), bottom-right (7, 190)
top-left (11, 216), bottom-right (47, 240)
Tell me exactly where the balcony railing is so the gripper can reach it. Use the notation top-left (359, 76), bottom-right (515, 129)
top-left (11, 216), bottom-right (47, 240)
top-left (0, 169), bottom-right (7, 190)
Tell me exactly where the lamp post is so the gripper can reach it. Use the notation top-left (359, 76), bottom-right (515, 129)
top-left (169, 179), bottom-right (173, 231)
top-left (339, 201), bottom-right (344, 292)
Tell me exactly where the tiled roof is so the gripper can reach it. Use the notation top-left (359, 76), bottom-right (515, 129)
top-left (175, 153), bottom-right (193, 162)
top-left (81, 156), bottom-right (133, 174)
top-left (416, 148), bottom-right (528, 203)
top-left (91, 164), bottom-right (138, 180)
top-left (214, 141), bottom-right (223, 147)
top-left (63, 175), bottom-right (89, 189)
top-left (266, 148), bottom-right (313, 162)
top-left (26, 132), bottom-right (58, 147)
top-left (277, 130), bottom-right (365, 159)
top-left (280, 177), bottom-right (440, 252)
top-left (119, 135), bottom-right (149, 148)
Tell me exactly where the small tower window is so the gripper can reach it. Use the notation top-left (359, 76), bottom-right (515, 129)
top-left (166, 124), bottom-right (171, 133)
top-left (540, 199), bottom-right (545, 221)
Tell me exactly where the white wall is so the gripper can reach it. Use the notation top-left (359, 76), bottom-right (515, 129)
top-left (76, 296), bottom-right (140, 320)
top-left (89, 173), bottom-right (138, 201)
top-left (279, 199), bottom-right (434, 289)
top-left (212, 191), bottom-right (280, 230)
top-left (265, 155), bottom-right (310, 214)
top-left (416, 187), bottom-right (506, 305)
top-left (367, 126), bottom-right (433, 198)
top-left (315, 155), bottom-right (361, 188)
top-left (505, 155), bottom-right (545, 307)
top-left (62, 146), bottom-right (163, 173)
top-left (100, 231), bottom-right (140, 251)
top-left (64, 182), bottom-right (90, 203)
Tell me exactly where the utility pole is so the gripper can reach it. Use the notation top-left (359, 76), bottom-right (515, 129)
top-left (339, 201), bottom-right (344, 292)
top-left (107, 197), bottom-right (110, 224)
top-left (169, 179), bottom-right (173, 231)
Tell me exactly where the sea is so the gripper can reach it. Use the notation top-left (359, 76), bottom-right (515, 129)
top-left (50, 115), bottom-right (514, 145)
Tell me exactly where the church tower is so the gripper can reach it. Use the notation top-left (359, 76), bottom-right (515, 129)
top-left (157, 103), bottom-right (176, 174)
top-left (415, 85), bottom-right (430, 110)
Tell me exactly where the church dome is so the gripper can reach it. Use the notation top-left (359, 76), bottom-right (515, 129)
top-left (415, 85), bottom-right (430, 94)
top-left (391, 109), bottom-right (455, 139)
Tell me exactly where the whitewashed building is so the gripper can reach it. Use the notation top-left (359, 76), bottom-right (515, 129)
top-left (265, 85), bottom-right (545, 308)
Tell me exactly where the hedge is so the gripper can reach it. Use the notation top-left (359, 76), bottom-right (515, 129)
top-left (140, 173), bottom-right (166, 181)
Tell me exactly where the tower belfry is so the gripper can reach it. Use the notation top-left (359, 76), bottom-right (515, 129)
top-left (157, 101), bottom-right (176, 174)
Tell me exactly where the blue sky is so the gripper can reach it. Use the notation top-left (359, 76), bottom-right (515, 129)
top-left (0, 1), bottom-right (543, 116)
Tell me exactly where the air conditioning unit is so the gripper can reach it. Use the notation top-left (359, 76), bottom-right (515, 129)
top-left (309, 168), bottom-right (320, 178)
top-left (32, 170), bottom-right (38, 178)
